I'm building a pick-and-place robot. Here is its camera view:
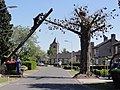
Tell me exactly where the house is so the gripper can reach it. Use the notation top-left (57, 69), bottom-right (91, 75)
top-left (93, 34), bottom-right (118, 65)
top-left (113, 41), bottom-right (120, 54)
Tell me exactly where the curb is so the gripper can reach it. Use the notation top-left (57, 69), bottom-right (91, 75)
top-left (75, 78), bottom-right (99, 90)
top-left (66, 70), bottom-right (98, 90)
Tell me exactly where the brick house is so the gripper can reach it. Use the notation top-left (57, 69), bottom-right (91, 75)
top-left (93, 34), bottom-right (118, 65)
top-left (113, 41), bottom-right (120, 54)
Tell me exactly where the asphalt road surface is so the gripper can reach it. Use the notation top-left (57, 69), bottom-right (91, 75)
top-left (0, 67), bottom-right (95, 90)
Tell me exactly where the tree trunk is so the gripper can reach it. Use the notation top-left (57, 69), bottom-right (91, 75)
top-left (79, 27), bottom-right (91, 74)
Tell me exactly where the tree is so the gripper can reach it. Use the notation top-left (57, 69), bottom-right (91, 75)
top-left (45, 6), bottom-right (117, 76)
top-left (62, 48), bottom-right (68, 53)
top-left (0, 0), bottom-right (13, 56)
top-left (37, 51), bottom-right (48, 64)
top-left (47, 47), bottom-right (55, 55)
top-left (10, 26), bottom-right (44, 62)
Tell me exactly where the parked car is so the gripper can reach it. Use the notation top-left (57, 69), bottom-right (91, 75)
top-left (38, 62), bottom-right (45, 66)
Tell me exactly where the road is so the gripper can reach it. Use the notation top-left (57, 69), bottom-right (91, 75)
top-left (0, 67), bottom-right (95, 90)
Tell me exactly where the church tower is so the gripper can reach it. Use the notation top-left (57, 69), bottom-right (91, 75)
top-left (50, 38), bottom-right (59, 54)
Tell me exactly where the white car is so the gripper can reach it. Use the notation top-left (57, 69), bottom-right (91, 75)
top-left (38, 62), bottom-right (45, 66)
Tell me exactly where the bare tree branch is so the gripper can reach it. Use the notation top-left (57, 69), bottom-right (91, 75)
top-left (75, 9), bottom-right (82, 20)
top-left (45, 19), bottom-right (81, 35)
top-left (89, 14), bottom-right (98, 26)
top-left (74, 9), bottom-right (84, 26)
top-left (68, 22), bottom-right (81, 27)
top-left (91, 24), bottom-right (105, 33)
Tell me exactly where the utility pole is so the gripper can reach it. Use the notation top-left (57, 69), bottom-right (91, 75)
top-left (64, 40), bottom-right (73, 70)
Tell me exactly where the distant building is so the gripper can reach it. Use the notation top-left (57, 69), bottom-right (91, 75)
top-left (48, 38), bottom-right (80, 65)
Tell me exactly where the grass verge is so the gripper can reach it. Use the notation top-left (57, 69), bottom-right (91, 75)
top-left (0, 66), bottom-right (40, 84)
top-left (0, 77), bottom-right (16, 83)
top-left (68, 70), bottom-right (79, 76)
top-left (24, 66), bottom-right (40, 75)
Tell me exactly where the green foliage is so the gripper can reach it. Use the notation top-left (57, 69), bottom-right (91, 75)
top-left (5, 70), bottom-right (17, 75)
top-left (99, 69), bottom-right (109, 77)
top-left (111, 69), bottom-right (120, 72)
top-left (10, 26), bottom-right (47, 63)
top-left (93, 69), bottom-right (109, 77)
top-left (22, 60), bottom-right (37, 70)
top-left (62, 48), bottom-right (68, 53)
top-left (47, 47), bottom-right (55, 55)
top-left (30, 60), bottom-right (37, 70)
top-left (0, 0), bottom-right (13, 56)
top-left (21, 65), bottom-right (28, 71)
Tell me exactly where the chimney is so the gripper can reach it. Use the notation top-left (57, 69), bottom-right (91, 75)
top-left (111, 34), bottom-right (116, 56)
top-left (111, 34), bottom-right (116, 40)
top-left (103, 35), bottom-right (108, 41)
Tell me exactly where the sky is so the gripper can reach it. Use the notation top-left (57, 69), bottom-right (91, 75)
top-left (5, 0), bottom-right (120, 52)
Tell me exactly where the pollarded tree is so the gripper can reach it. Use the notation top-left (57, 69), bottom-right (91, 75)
top-left (0, 0), bottom-right (13, 56)
top-left (45, 5), bottom-right (117, 76)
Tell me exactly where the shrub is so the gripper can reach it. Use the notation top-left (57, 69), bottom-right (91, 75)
top-left (90, 65), bottom-right (110, 70)
top-left (99, 69), bottom-right (109, 77)
top-left (5, 70), bottom-right (17, 75)
top-left (73, 66), bottom-right (80, 71)
top-left (22, 61), bottom-right (37, 70)
top-left (63, 65), bottom-right (71, 70)
top-left (93, 69), bottom-right (109, 77)
top-left (21, 65), bottom-right (28, 71)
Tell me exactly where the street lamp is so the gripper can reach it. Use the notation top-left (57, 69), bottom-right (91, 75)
top-left (0, 6), bottom-right (17, 11)
top-left (64, 40), bottom-right (73, 70)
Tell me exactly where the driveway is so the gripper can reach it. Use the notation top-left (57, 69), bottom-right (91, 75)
top-left (0, 67), bottom-right (95, 90)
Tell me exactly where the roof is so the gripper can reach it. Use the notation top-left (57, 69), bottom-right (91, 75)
top-left (53, 37), bottom-right (57, 43)
top-left (94, 39), bottom-right (111, 48)
top-left (94, 39), bottom-right (118, 48)
top-left (113, 41), bottom-right (120, 46)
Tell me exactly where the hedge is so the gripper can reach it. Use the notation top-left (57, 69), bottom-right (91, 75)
top-left (93, 69), bottom-right (109, 77)
top-left (22, 61), bottom-right (37, 70)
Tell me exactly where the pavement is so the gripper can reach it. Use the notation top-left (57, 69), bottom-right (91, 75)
top-left (77, 78), bottom-right (113, 84)
top-left (66, 69), bottom-right (113, 84)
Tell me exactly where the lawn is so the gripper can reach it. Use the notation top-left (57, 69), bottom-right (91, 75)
top-left (0, 66), bottom-right (40, 84)
top-left (0, 77), bottom-right (16, 83)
